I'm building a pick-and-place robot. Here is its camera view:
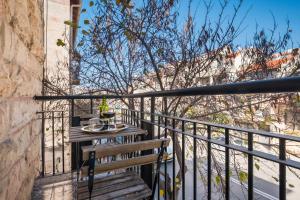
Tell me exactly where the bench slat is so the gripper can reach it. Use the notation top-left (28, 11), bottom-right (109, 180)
top-left (82, 138), bottom-right (170, 160)
top-left (81, 153), bottom-right (168, 176)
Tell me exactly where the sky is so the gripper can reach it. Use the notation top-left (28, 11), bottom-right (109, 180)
top-left (78, 0), bottom-right (300, 49)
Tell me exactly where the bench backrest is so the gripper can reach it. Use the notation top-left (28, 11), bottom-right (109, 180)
top-left (81, 138), bottom-right (170, 175)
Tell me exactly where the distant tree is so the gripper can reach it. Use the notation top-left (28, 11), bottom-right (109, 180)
top-left (53, 0), bottom-right (300, 198)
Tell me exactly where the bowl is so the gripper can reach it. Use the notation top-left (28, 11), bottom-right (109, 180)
top-left (101, 112), bottom-right (115, 119)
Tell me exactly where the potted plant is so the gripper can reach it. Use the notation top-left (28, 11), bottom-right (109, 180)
top-left (98, 97), bottom-right (115, 119)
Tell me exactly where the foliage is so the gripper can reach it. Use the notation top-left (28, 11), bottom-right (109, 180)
top-left (98, 97), bottom-right (109, 113)
top-left (212, 113), bottom-right (230, 124)
top-left (238, 171), bottom-right (248, 182)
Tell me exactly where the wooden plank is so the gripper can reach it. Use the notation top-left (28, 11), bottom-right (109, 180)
top-left (91, 183), bottom-right (150, 200)
top-left (78, 173), bottom-right (139, 193)
top-left (78, 171), bottom-right (135, 188)
top-left (82, 138), bottom-right (170, 160)
top-left (115, 189), bottom-right (152, 200)
top-left (78, 173), bottom-right (146, 200)
top-left (81, 153), bottom-right (168, 176)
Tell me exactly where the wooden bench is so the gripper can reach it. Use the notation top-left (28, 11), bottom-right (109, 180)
top-left (78, 138), bottom-right (170, 200)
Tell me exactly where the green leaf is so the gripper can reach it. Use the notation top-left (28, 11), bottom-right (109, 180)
top-left (159, 189), bottom-right (164, 197)
top-left (77, 41), bottom-right (84, 47)
top-left (56, 39), bottom-right (66, 47)
top-left (64, 20), bottom-right (80, 28)
top-left (81, 8), bottom-right (87, 13)
top-left (89, 1), bottom-right (94, 7)
top-left (215, 175), bottom-right (221, 185)
top-left (124, 30), bottom-right (134, 41)
top-left (289, 183), bottom-right (295, 188)
top-left (229, 170), bottom-right (232, 177)
top-left (272, 176), bottom-right (279, 182)
top-left (84, 19), bottom-right (90, 25)
top-left (238, 171), bottom-right (248, 183)
top-left (64, 20), bottom-right (72, 25)
top-left (82, 30), bottom-right (89, 35)
top-left (255, 163), bottom-right (260, 170)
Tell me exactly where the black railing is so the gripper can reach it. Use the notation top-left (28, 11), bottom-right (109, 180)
top-left (121, 108), bottom-right (300, 200)
top-left (34, 76), bottom-right (300, 200)
top-left (36, 111), bottom-right (68, 176)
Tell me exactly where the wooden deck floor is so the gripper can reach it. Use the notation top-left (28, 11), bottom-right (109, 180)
top-left (31, 173), bottom-right (75, 200)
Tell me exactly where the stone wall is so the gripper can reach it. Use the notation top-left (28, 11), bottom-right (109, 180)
top-left (0, 0), bottom-right (44, 199)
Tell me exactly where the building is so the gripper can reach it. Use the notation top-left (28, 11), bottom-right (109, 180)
top-left (0, 0), bottom-right (81, 199)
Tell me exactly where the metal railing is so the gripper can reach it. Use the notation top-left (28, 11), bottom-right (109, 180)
top-left (121, 108), bottom-right (300, 200)
top-left (36, 111), bottom-right (68, 176)
top-left (34, 76), bottom-right (300, 200)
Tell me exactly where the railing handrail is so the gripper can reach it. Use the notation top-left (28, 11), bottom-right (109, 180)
top-left (34, 76), bottom-right (300, 100)
top-left (124, 109), bottom-right (300, 143)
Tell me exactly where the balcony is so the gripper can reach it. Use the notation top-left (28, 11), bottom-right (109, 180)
top-left (30, 77), bottom-right (300, 200)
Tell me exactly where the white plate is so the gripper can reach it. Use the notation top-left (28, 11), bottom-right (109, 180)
top-left (81, 124), bottom-right (129, 134)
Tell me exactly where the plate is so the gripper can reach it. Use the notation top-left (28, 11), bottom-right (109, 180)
top-left (81, 124), bottom-right (128, 134)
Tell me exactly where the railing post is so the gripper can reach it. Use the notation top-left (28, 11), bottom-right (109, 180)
top-left (163, 94), bottom-right (168, 194)
top-left (140, 97), bottom-right (144, 129)
top-left (141, 97), bottom-right (154, 188)
top-left (61, 111), bottom-right (65, 173)
top-left (279, 138), bottom-right (286, 200)
top-left (164, 116), bottom-right (168, 200)
top-left (52, 111), bottom-right (55, 175)
top-left (90, 98), bottom-right (93, 114)
top-left (225, 128), bottom-right (230, 200)
top-left (248, 132), bottom-right (253, 200)
top-left (172, 118), bottom-right (176, 200)
top-left (207, 125), bottom-right (212, 200)
top-left (193, 122), bottom-right (197, 200)
top-left (157, 116), bottom-right (161, 200)
top-left (71, 99), bottom-right (75, 117)
top-left (182, 120), bottom-right (185, 200)
top-left (41, 112), bottom-right (45, 177)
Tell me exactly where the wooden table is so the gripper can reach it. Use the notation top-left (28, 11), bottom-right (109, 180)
top-left (69, 124), bottom-right (147, 143)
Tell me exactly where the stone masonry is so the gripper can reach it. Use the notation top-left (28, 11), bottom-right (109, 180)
top-left (0, 0), bottom-right (44, 199)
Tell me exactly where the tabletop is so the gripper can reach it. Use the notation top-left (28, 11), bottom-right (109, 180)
top-left (69, 124), bottom-right (147, 143)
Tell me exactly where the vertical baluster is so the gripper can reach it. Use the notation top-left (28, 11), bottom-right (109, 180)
top-left (90, 98), bottom-right (93, 114)
top-left (193, 122), bottom-right (197, 200)
top-left (52, 111), bottom-right (55, 175)
top-left (139, 97), bottom-right (144, 177)
top-left (41, 112), bottom-right (45, 176)
top-left (182, 120), bottom-right (185, 200)
top-left (142, 97), bottom-right (154, 189)
top-left (133, 110), bottom-right (135, 126)
top-left (71, 99), bottom-right (75, 117)
top-left (164, 116), bottom-right (168, 200)
top-left (248, 132), bottom-right (253, 200)
top-left (225, 128), bottom-right (230, 200)
top-left (61, 111), bottom-right (65, 173)
top-left (172, 118), bottom-right (176, 200)
top-left (158, 116), bottom-right (160, 200)
top-left (137, 112), bottom-right (139, 127)
top-left (140, 97), bottom-right (144, 129)
top-left (130, 110), bottom-right (133, 125)
top-left (279, 138), bottom-right (286, 200)
top-left (121, 109), bottom-right (123, 123)
top-left (151, 97), bottom-right (155, 131)
top-left (207, 125), bottom-right (211, 200)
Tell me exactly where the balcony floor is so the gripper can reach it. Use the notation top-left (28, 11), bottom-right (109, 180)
top-left (31, 173), bottom-right (75, 200)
